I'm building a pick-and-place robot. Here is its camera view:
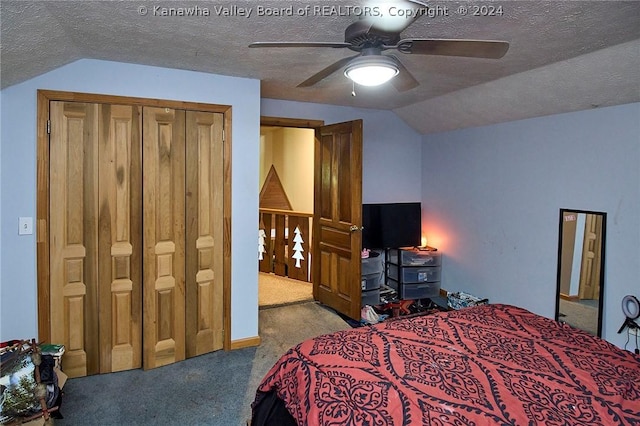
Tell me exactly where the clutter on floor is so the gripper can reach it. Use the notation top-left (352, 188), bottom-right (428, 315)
top-left (0, 339), bottom-right (66, 425)
top-left (355, 284), bottom-right (450, 327)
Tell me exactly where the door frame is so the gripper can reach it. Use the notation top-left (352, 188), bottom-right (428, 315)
top-left (259, 116), bottom-right (325, 286)
top-left (36, 90), bottom-right (233, 350)
top-left (260, 116), bottom-right (364, 319)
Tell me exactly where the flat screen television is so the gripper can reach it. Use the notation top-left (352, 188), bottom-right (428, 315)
top-left (362, 202), bottom-right (422, 249)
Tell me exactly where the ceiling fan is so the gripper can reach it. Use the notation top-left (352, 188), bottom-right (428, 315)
top-left (249, 2), bottom-right (509, 91)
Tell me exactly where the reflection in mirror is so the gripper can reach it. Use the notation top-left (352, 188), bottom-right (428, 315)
top-left (555, 209), bottom-right (606, 337)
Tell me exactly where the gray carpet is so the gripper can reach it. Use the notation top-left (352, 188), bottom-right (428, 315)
top-left (558, 298), bottom-right (599, 336)
top-left (56, 302), bottom-right (350, 425)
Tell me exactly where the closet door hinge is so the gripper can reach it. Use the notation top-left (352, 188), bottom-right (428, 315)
top-left (46, 120), bottom-right (51, 135)
top-left (222, 129), bottom-right (225, 141)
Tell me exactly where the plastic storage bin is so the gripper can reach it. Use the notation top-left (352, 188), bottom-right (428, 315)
top-left (388, 279), bottom-right (440, 300)
top-left (361, 254), bottom-right (384, 275)
top-left (361, 271), bottom-right (383, 291)
top-left (388, 264), bottom-right (441, 283)
top-left (388, 248), bottom-right (441, 266)
top-left (361, 288), bottom-right (380, 306)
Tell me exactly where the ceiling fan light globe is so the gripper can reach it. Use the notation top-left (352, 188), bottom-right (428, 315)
top-left (344, 56), bottom-right (399, 86)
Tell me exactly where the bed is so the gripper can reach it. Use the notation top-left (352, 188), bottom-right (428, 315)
top-left (251, 303), bottom-right (640, 425)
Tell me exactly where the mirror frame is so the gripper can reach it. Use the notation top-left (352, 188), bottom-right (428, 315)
top-left (555, 208), bottom-right (607, 337)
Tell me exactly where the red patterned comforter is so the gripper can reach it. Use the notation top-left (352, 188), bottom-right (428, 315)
top-left (253, 304), bottom-right (640, 425)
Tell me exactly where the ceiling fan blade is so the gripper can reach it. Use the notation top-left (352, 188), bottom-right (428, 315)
top-left (249, 41), bottom-right (351, 49)
top-left (388, 55), bottom-right (419, 92)
top-left (298, 54), bottom-right (360, 87)
top-left (394, 39), bottom-right (509, 59)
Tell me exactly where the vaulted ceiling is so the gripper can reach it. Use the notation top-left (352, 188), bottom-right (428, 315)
top-left (2, 1), bottom-right (639, 134)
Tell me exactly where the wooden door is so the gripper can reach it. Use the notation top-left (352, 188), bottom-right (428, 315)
top-left (579, 214), bottom-right (603, 300)
top-left (97, 104), bottom-right (143, 373)
top-left (185, 111), bottom-right (225, 357)
top-left (50, 102), bottom-right (143, 377)
top-left (49, 101), bottom-right (99, 377)
top-left (45, 95), bottom-right (228, 376)
top-left (312, 120), bottom-right (363, 320)
top-left (142, 107), bottom-right (186, 369)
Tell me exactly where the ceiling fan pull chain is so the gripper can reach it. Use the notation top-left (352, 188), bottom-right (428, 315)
top-left (351, 80), bottom-right (357, 97)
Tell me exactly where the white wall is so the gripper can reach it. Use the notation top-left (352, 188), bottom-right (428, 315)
top-left (259, 133), bottom-right (273, 187)
top-left (278, 128), bottom-right (315, 213)
top-left (260, 127), bottom-right (314, 213)
top-left (0, 59), bottom-right (261, 342)
top-left (421, 103), bottom-right (640, 347)
top-left (261, 99), bottom-right (423, 204)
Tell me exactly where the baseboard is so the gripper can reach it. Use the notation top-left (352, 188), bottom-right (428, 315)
top-left (560, 293), bottom-right (579, 302)
top-left (230, 335), bottom-right (261, 350)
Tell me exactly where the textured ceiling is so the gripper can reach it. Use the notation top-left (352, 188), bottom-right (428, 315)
top-left (2, 1), bottom-right (639, 134)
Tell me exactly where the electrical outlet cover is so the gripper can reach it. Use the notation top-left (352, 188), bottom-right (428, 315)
top-left (19, 217), bottom-right (33, 235)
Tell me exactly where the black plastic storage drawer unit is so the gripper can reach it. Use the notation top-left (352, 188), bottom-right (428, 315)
top-left (387, 248), bottom-right (441, 266)
top-left (387, 263), bottom-right (441, 283)
top-left (361, 251), bottom-right (384, 306)
top-left (387, 279), bottom-right (440, 300)
top-left (386, 247), bottom-right (442, 300)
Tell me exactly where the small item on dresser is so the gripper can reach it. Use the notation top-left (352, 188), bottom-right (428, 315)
top-left (447, 291), bottom-right (489, 310)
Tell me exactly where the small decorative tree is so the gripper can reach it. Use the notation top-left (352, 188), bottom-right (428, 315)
top-left (291, 226), bottom-right (305, 268)
top-left (258, 229), bottom-right (266, 261)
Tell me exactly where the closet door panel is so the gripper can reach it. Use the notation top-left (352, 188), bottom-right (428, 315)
top-left (98, 104), bottom-right (143, 373)
top-left (185, 111), bottom-right (225, 357)
top-left (49, 101), bottom-right (99, 377)
top-left (142, 107), bottom-right (186, 369)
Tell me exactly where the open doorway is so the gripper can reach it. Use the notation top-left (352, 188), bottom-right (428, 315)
top-left (258, 116), bottom-right (364, 321)
top-left (258, 121), bottom-right (316, 308)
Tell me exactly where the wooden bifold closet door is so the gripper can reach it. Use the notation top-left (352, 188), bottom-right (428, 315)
top-left (49, 102), bottom-right (142, 376)
top-left (48, 101), bottom-right (224, 377)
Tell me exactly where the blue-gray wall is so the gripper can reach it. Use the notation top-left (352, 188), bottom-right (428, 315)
top-left (421, 103), bottom-right (640, 348)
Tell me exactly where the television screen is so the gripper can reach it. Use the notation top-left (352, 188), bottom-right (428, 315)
top-left (362, 202), bottom-right (421, 249)
top-left (362, 204), bottom-right (383, 249)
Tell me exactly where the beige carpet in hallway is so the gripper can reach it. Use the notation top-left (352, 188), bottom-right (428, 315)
top-left (259, 271), bottom-right (313, 308)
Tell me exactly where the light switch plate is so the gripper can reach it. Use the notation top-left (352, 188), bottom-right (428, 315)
top-left (19, 217), bottom-right (33, 235)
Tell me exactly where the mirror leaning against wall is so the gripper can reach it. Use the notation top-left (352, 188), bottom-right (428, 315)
top-left (555, 209), bottom-right (606, 337)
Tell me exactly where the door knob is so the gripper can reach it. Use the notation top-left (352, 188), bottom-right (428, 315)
top-left (350, 225), bottom-right (364, 232)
